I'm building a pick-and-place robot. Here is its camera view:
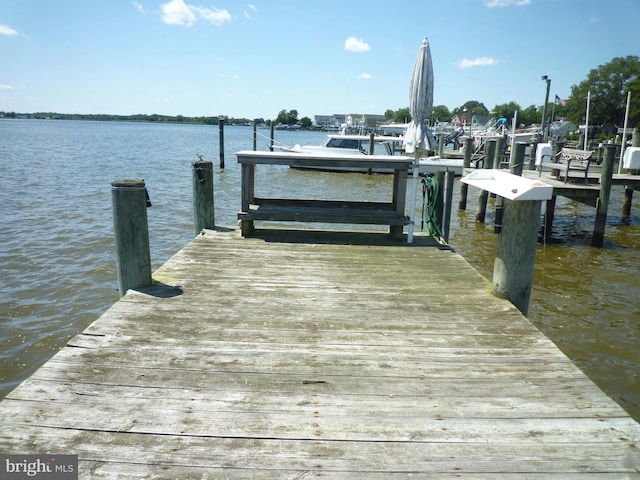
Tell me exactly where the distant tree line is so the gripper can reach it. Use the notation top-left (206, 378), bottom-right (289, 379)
top-left (4, 56), bottom-right (637, 138)
top-left (0, 112), bottom-right (260, 126)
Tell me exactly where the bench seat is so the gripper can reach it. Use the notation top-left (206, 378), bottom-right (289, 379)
top-left (543, 148), bottom-right (593, 183)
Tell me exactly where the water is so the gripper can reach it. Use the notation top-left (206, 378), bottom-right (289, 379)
top-left (1, 119), bottom-right (638, 421)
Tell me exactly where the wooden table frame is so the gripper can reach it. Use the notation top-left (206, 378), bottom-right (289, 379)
top-left (236, 151), bottom-right (413, 239)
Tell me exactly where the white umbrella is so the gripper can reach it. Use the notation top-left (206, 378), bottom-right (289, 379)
top-left (403, 37), bottom-right (436, 155)
top-left (405, 37), bottom-right (436, 243)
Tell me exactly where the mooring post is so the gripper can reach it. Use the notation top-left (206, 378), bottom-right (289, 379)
top-left (622, 129), bottom-right (638, 221)
top-left (494, 136), bottom-right (505, 169)
top-left (542, 195), bottom-right (557, 240)
top-left (111, 179), bottom-right (152, 297)
top-left (492, 198), bottom-right (542, 316)
top-left (476, 139), bottom-right (496, 223)
top-left (432, 169), bottom-right (454, 242)
top-left (458, 137), bottom-right (473, 210)
top-left (253, 122), bottom-right (257, 151)
top-left (192, 159), bottom-right (214, 235)
top-left (269, 122), bottom-right (275, 151)
top-left (369, 131), bottom-right (375, 155)
top-left (437, 134), bottom-right (444, 157)
top-left (218, 118), bottom-right (225, 169)
top-left (528, 141), bottom-right (538, 170)
top-left (592, 144), bottom-right (615, 247)
top-left (510, 141), bottom-right (526, 176)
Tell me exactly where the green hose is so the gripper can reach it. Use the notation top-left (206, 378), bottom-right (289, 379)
top-left (421, 174), bottom-right (443, 239)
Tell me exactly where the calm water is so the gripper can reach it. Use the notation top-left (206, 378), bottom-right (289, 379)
top-left (1, 119), bottom-right (638, 421)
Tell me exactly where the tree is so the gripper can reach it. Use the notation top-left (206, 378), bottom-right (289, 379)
top-left (431, 105), bottom-right (451, 123)
top-left (299, 116), bottom-right (312, 129)
top-left (521, 104), bottom-right (539, 127)
top-left (453, 101), bottom-right (489, 118)
top-left (275, 109), bottom-right (299, 125)
top-left (566, 56), bottom-right (640, 133)
top-left (393, 107), bottom-right (411, 123)
top-left (492, 102), bottom-right (521, 123)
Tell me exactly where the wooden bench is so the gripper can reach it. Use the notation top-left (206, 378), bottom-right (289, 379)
top-left (236, 150), bottom-right (413, 239)
top-left (543, 148), bottom-right (593, 183)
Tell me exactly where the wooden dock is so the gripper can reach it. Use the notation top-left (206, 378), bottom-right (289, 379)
top-left (1, 227), bottom-right (639, 478)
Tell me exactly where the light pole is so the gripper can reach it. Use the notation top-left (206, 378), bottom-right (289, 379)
top-left (541, 75), bottom-right (551, 141)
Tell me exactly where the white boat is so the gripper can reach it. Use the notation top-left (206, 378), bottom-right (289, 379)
top-left (277, 134), bottom-right (463, 175)
top-left (279, 134), bottom-right (404, 156)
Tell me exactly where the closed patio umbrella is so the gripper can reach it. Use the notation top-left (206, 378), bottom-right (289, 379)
top-left (406, 37), bottom-right (436, 243)
top-left (403, 37), bottom-right (436, 155)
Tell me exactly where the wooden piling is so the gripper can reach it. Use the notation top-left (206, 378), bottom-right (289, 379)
top-left (476, 139), bottom-right (496, 223)
top-left (218, 118), bottom-right (225, 168)
top-left (253, 122), bottom-right (257, 151)
top-left (269, 122), bottom-right (275, 151)
top-left (492, 198), bottom-right (542, 316)
top-left (528, 141), bottom-right (538, 170)
top-left (493, 136), bottom-right (505, 169)
top-left (622, 188), bottom-right (633, 223)
top-left (592, 145), bottom-right (615, 247)
top-left (111, 179), bottom-right (152, 297)
top-left (192, 160), bottom-right (215, 235)
top-left (510, 142), bottom-right (526, 176)
top-left (458, 137), bottom-right (473, 210)
top-left (435, 169), bottom-right (455, 242)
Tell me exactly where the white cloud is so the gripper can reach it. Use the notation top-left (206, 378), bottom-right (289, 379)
top-left (358, 73), bottom-right (372, 80)
top-left (133, 1), bottom-right (145, 14)
top-left (590, 15), bottom-right (600, 23)
top-left (344, 37), bottom-right (371, 52)
top-left (162, 0), bottom-right (197, 26)
top-left (484, 0), bottom-right (530, 7)
top-left (0, 84), bottom-right (15, 90)
top-left (192, 6), bottom-right (232, 25)
top-left (161, 0), bottom-right (231, 27)
top-left (244, 4), bottom-right (257, 20)
top-left (0, 24), bottom-right (18, 36)
top-left (457, 56), bottom-right (499, 68)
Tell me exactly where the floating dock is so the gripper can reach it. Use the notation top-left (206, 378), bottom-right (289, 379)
top-left (1, 228), bottom-right (639, 478)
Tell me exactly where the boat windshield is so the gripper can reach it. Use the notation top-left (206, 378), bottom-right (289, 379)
top-left (325, 138), bottom-right (361, 149)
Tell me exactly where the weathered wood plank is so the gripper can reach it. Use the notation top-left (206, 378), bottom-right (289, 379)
top-left (1, 228), bottom-right (638, 478)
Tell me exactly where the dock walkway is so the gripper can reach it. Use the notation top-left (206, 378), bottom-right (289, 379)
top-left (1, 228), bottom-right (639, 478)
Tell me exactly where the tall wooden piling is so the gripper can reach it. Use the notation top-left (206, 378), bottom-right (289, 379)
top-left (493, 136), bottom-right (505, 169)
top-left (111, 179), bottom-right (152, 297)
top-left (528, 141), bottom-right (538, 170)
top-left (510, 142), bottom-right (526, 176)
top-left (192, 160), bottom-right (215, 235)
top-left (592, 145), bottom-right (615, 247)
top-left (458, 137), bottom-right (473, 210)
top-left (476, 139), bottom-right (496, 223)
top-left (434, 170), bottom-right (455, 242)
top-left (270, 122), bottom-right (275, 151)
top-left (437, 134), bottom-right (444, 157)
top-left (218, 118), bottom-right (225, 168)
top-left (253, 122), bottom-right (257, 151)
top-left (492, 198), bottom-right (542, 316)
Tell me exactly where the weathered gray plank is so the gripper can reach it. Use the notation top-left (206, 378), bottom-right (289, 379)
top-left (1, 228), bottom-right (638, 478)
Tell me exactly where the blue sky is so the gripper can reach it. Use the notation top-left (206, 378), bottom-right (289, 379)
top-left (1, 0), bottom-right (639, 120)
